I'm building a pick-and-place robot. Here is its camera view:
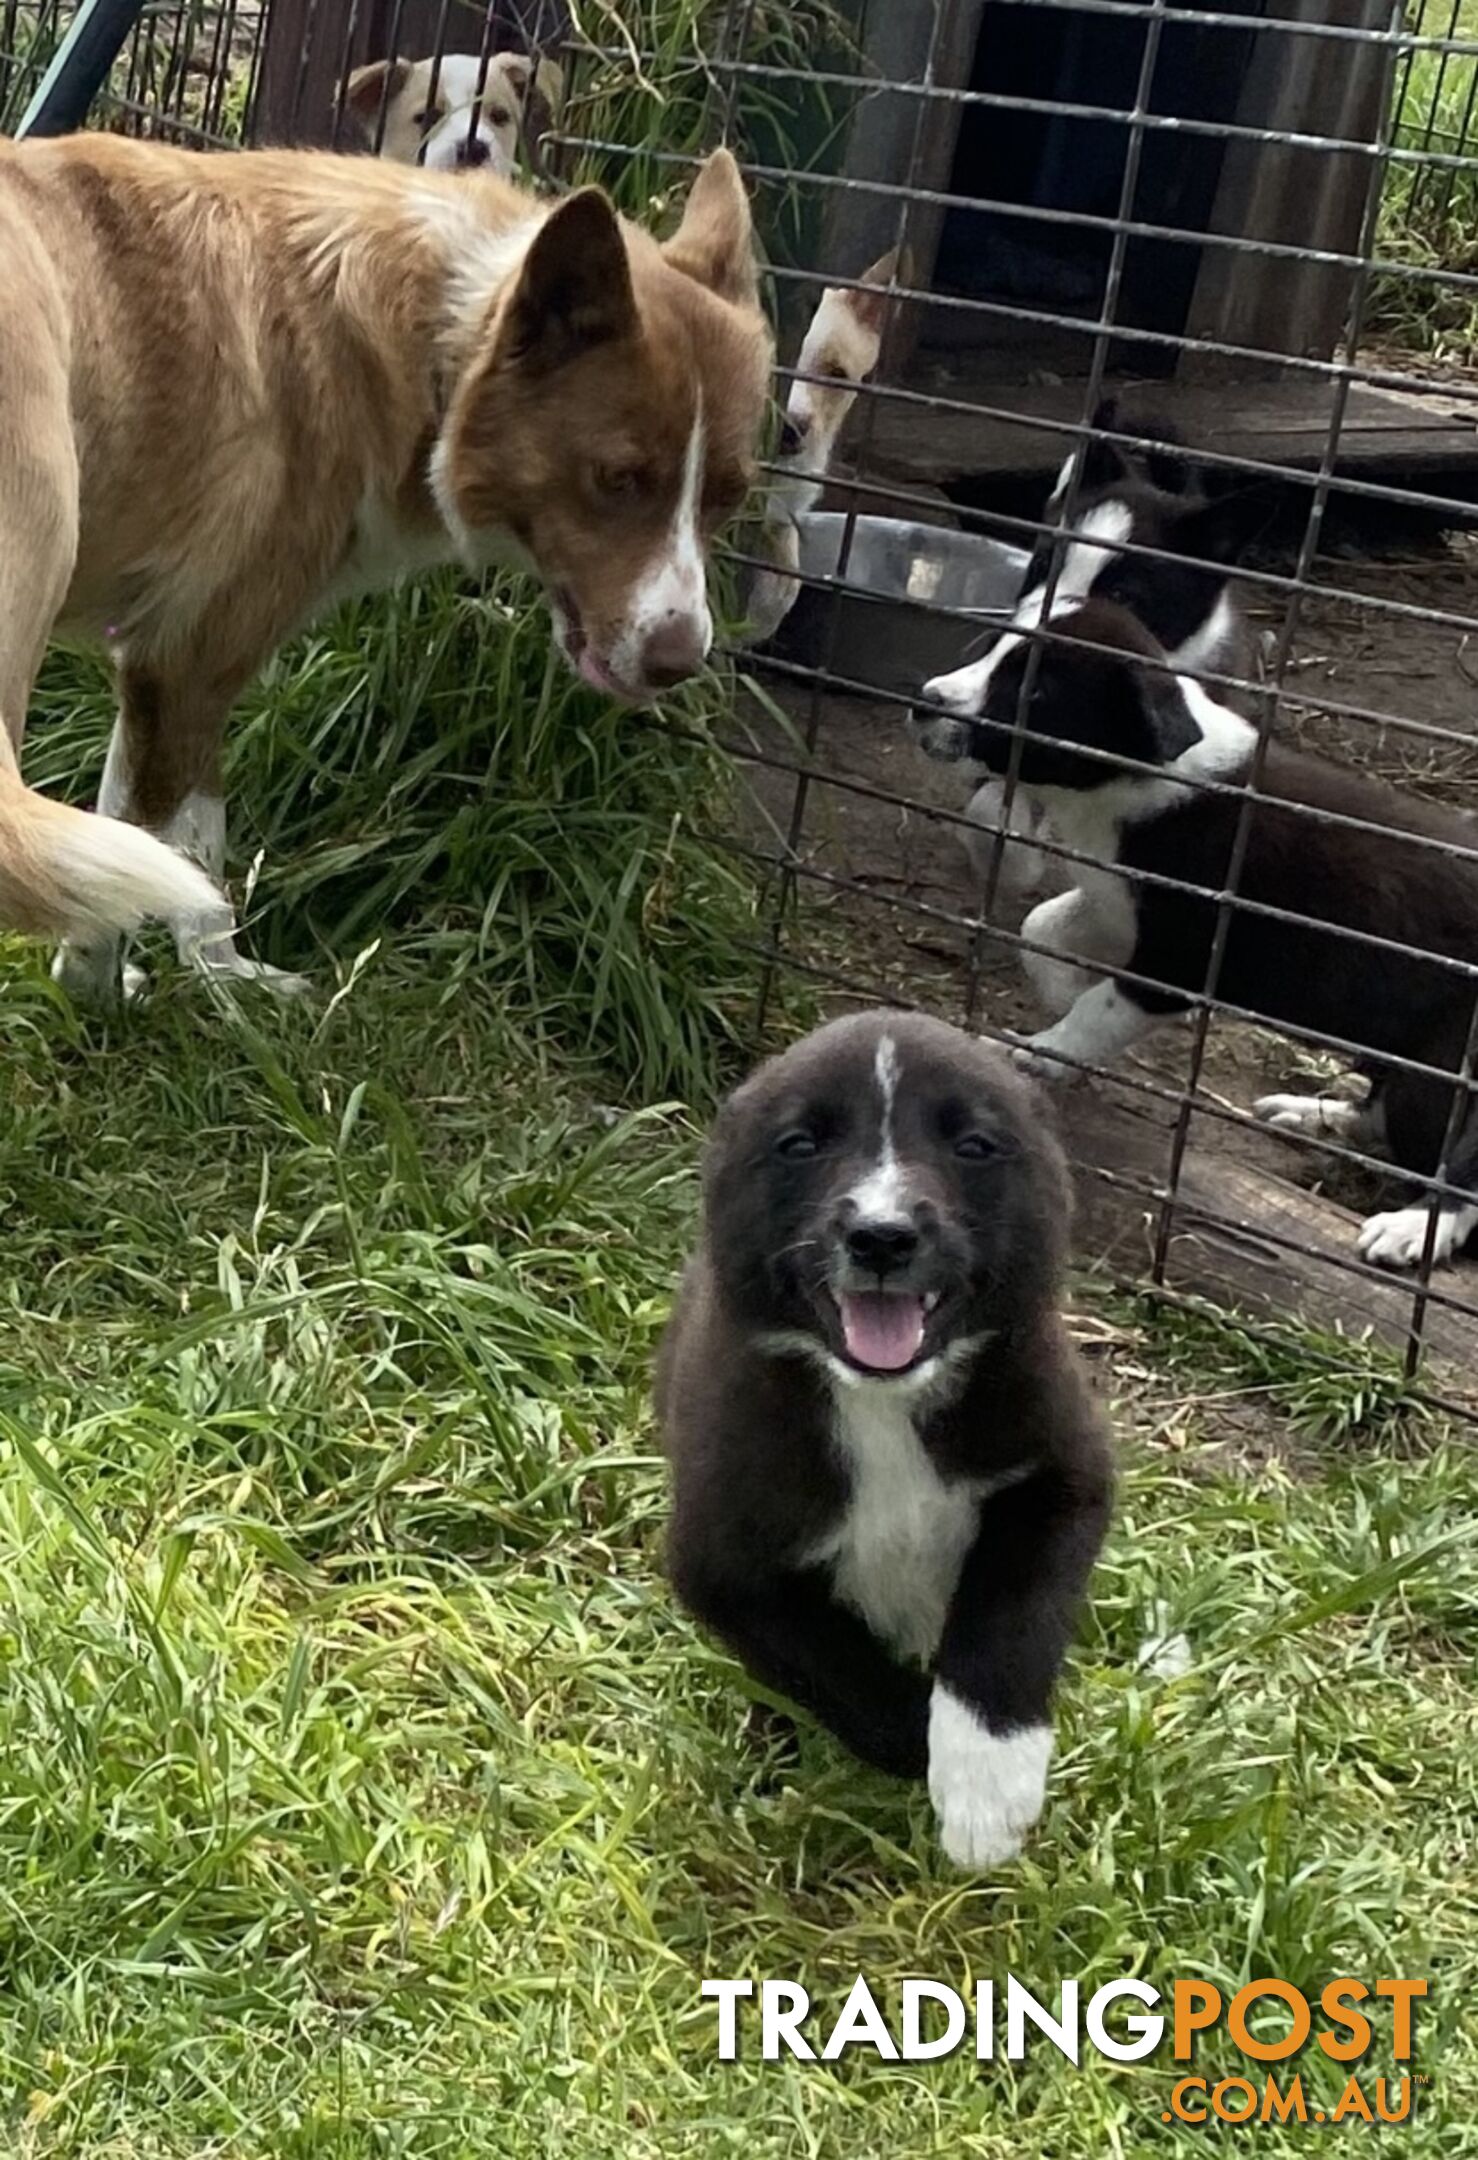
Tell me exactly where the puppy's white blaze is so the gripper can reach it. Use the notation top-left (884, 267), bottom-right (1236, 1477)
top-left (1168, 590), bottom-right (1237, 677)
top-left (924, 631), bottom-right (1024, 717)
top-left (1045, 443), bottom-right (1076, 515)
top-left (927, 1686), bottom-right (1052, 1868)
top-left (1056, 497), bottom-right (1133, 600)
top-left (1173, 676), bottom-right (1256, 781)
top-left (1357, 1202), bottom-right (1478, 1270)
top-left (921, 508), bottom-right (1131, 721)
top-left (846, 1031), bottom-right (905, 1217)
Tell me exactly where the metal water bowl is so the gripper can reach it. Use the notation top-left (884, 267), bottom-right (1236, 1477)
top-left (761, 513), bottom-right (1030, 698)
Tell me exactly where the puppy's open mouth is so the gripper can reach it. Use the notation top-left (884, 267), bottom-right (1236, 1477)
top-left (834, 1288), bottom-right (942, 1375)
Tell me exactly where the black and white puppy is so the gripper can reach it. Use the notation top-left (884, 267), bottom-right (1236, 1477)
top-left (915, 599), bottom-right (1478, 1271)
top-left (656, 1011), bottom-right (1112, 1867)
top-left (962, 406), bottom-right (1261, 899)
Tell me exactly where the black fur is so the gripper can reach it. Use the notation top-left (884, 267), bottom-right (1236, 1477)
top-left (656, 1010), bottom-right (1112, 1782)
top-left (971, 601), bottom-right (1478, 1231)
top-left (1027, 400), bottom-right (1268, 667)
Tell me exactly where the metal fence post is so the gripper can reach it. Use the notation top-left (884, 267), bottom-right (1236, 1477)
top-left (16, 0), bottom-right (148, 136)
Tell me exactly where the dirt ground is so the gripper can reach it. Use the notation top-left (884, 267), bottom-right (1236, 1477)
top-left (725, 525), bottom-right (1478, 1347)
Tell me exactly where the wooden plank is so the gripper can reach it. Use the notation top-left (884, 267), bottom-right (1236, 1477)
top-left (1185, 0), bottom-right (1397, 367)
top-left (1058, 1085), bottom-right (1478, 1398)
top-left (862, 371), bottom-right (1478, 501)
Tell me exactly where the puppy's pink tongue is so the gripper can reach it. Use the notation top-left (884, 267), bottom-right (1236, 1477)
top-left (839, 1292), bottom-right (926, 1372)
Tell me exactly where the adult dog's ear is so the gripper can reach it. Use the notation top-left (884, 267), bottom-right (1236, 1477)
top-left (498, 188), bottom-right (637, 369)
top-left (344, 57), bottom-right (410, 130)
top-left (663, 148), bottom-right (758, 308)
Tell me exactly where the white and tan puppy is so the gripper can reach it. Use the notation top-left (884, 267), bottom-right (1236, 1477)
top-left (344, 50), bottom-right (563, 175)
top-left (743, 247), bottom-right (903, 642)
top-left (0, 136), bottom-right (769, 995)
top-left (770, 246), bottom-right (904, 520)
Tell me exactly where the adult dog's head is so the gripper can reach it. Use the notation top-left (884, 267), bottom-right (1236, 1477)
top-left (433, 150), bottom-right (771, 701)
top-left (701, 1010), bottom-right (1070, 1379)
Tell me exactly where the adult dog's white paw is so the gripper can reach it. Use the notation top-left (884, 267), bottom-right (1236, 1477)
top-left (927, 1685), bottom-right (1052, 1869)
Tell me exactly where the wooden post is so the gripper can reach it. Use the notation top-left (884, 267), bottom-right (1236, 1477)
top-left (1182, 0), bottom-right (1399, 372)
top-left (819, 0), bottom-right (987, 372)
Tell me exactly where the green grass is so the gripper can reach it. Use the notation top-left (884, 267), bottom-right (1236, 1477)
top-left (4, 585), bottom-right (1478, 2151)
top-left (1371, 1), bottom-right (1478, 357)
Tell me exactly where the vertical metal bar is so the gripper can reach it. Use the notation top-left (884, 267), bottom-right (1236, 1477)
top-left (16, 0), bottom-right (148, 134)
top-left (1149, 0), bottom-right (1408, 1298)
top-left (752, 0), bottom-right (950, 1039)
top-left (962, 0), bottom-right (1171, 1031)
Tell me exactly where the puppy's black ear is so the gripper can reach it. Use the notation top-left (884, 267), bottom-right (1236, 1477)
top-left (1171, 486), bottom-right (1273, 568)
top-left (1079, 397), bottom-right (1131, 491)
top-left (1137, 662), bottom-right (1203, 761)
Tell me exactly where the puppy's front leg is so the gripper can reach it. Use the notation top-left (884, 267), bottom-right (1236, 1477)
top-left (929, 1465), bottom-right (1110, 1867)
top-left (1016, 978), bottom-right (1157, 1082)
top-left (672, 1559), bottom-right (930, 1777)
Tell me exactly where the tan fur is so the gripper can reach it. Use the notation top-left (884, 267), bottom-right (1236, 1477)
top-left (0, 135), bottom-right (769, 975)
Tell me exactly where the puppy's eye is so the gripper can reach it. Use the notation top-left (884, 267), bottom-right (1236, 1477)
top-left (775, 1129), bottom-right (819, 1160)
top-left (411, 106), bottom-right (441, 128)
top-left (487, 105), bottom-right (512, 126)
top-left (954, 1132), bottom-right (997, 1160)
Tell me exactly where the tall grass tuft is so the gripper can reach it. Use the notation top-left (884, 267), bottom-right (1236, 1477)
top-left (25, 575), bottom-right (764, 1101)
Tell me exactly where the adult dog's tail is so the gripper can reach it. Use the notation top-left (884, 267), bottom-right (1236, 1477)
top-left (0, 736), bottom-right (220, 942)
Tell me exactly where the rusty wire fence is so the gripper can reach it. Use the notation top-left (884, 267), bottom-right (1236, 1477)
top-left (13, 0), bottom-right (1478, 1405)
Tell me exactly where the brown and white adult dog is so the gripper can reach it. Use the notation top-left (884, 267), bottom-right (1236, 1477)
top-left (0, 135), bottom-right (769, 996)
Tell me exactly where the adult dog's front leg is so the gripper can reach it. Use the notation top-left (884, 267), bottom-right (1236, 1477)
top-left (53, 656), bottom-right (308, 1000)
top-left (928, 1465), bottom-right (1110, 1867)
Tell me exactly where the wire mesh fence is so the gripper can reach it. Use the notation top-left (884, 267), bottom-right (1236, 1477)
top-left (16, 0), bottom-right (1478, 1406)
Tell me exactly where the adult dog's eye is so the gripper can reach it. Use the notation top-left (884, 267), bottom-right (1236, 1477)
top-left (592, 463), bottom-right (646, 502)
top-left (775, 1129), bottom-right (818, 1160)
top-left (954, 1132), bottom-right (997, 1160)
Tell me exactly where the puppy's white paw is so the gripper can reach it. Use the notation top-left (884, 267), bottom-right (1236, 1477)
top-left (1255, 1092), bottom-right (1324, 1134)
top-left (1011, 1034), bottom-right (1076, 1086)
top-left (927, 1686), bottom-right (1052, 1869)
top-left (1357, 1205), bottom-right (1460, 1271)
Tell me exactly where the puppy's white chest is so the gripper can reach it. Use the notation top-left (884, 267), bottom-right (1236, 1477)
top-left (812, 1383), bottom-right (979, 1666)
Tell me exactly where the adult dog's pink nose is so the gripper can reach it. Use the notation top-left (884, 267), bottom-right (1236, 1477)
top-left (640, 613), bottom-right (710, 691)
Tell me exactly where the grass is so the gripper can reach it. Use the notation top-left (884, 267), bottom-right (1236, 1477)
top-left (3, 581), bottom-right (1478, 2153)
top-left (1370, 0), bottom-right (1478, 357)
top-left (3, 13), bottom-right (1478, 2133)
